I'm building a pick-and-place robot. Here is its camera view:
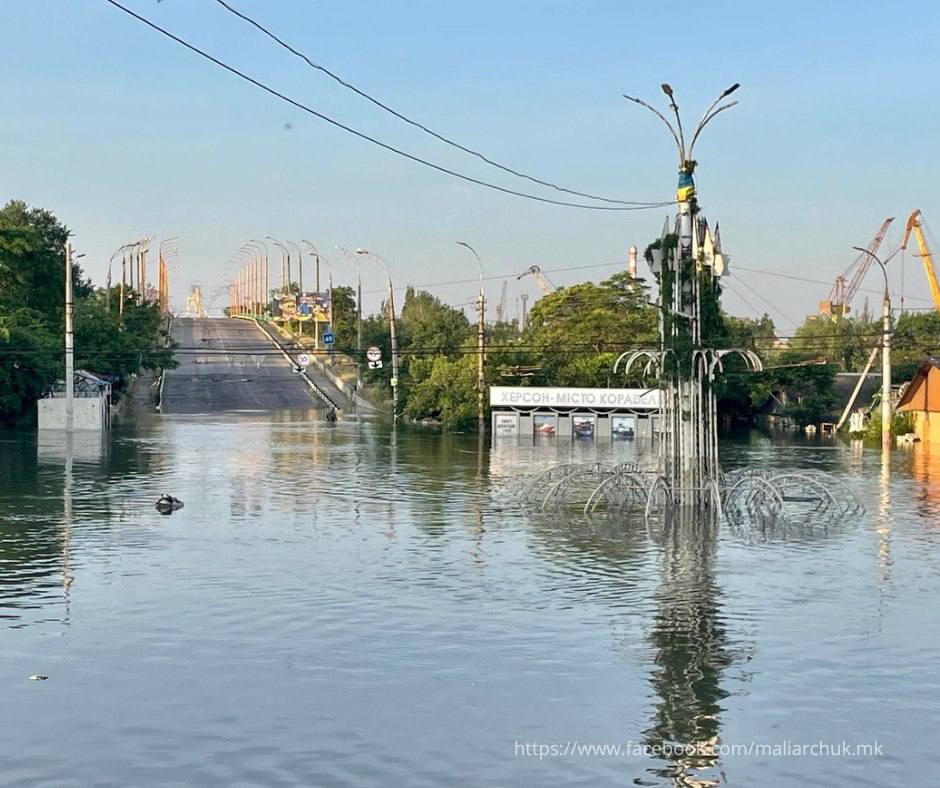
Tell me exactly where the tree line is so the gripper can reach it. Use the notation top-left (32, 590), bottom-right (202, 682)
top-left (325, 254), bottom-right (939, 431)
top-left (0, 200), bottom-right (174, 424)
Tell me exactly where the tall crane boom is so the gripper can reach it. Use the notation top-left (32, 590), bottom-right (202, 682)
top-left (819, 217), bottom-right (894, 317)
top-left (495, 280), bottom-right (508, 323)
top-left (517, 265), bottom-right (555, 294)
top-left (900, 209), bottom-right (940, 311)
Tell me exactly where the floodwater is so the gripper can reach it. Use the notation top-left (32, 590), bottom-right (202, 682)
top-left (1, 414), bottom-right (939, 787)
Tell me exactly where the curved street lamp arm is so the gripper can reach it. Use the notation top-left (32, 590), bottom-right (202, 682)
top-left (852, 246), bottom-right (889, 295)
top-left (688, 101), bottom-right (739, 158)
top-left (623, 94), bottom-right (684, 164)
top-left (301, 239), bottom-right (330, 273)
top-left (456, 241), bottom-right (484, 290)
top-left (688, 84), bottom-right (740, 154)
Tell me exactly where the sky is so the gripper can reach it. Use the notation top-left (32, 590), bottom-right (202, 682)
top-left (3, 0), bottom-right (940, 326)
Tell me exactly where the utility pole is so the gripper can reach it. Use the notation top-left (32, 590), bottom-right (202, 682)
top-left (477, 287), bottom-right (485, 431)
top-left (457, 242), bottom-right (486, 432)
top-left (387, 277), bottom-right (400, 422)
top-left (520, 292), bottom-right (528, 332)
top-left (138, 243), bottom-right (145, 304)
top-left (356, 270), bottom-right (363, 390)
top-left (328, 270), bottom-right (334, 366)
top-left (64, 241), bottom-right (74, 433)
top-left (881, 290), bottom-right (892, 448)
top-left (119, 250), bottom-right (126, 318)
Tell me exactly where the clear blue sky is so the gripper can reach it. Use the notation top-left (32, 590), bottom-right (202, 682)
top-left (2, 0), bottom-right (939, 325)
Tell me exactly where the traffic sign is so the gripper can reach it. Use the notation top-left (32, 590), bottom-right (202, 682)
top-left (297, 353), bottom-right (311, 367)
top-left (323, 331), bottom-right (335, 345)
top-left (366, 346), bottom-right (382, 362)
top-left (368, 359), bottom-right (383, 370)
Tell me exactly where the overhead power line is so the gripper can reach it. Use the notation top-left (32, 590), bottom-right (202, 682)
top-left (104, 0), bottom-right (672, 212)
top-left (213, 0), bottom-right (661, 208)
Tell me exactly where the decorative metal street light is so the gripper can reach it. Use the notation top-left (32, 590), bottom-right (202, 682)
top-left (853, 246), bottom-right (893, 449)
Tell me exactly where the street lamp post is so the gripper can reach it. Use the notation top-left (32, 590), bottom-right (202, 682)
top-left (287, 240), bottom-right (305, 335)
top-left (64, 243), bottom-right (86, 433)
top-left (853, 246), bottom-right (893, 449)
top-left (65, 241), bottom-right (74, 433)
top-left (265, 236), bottom-right (290, 295)
top-left (301, 240), bottom-right (321, 293)
top-left (621, 83), bottom-right (741, 504)
top-left (287, 240), bottom-right (303, 295)
top-left (457, 241), bottom-right (486, 432)
top-left (337, 246), bottom-right (364, 391)
top-left (249, 239), bottom-right (269, 317)
top-left (301, 240), bottom-right (323, 349)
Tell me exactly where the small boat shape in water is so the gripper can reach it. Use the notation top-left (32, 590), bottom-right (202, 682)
top-left (155, 494), bottom-right (184, 515)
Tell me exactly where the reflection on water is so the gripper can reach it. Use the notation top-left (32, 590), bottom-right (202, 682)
top-left (1, 421), bottom-right (939, 786)
top-left (644, 517), bottom-right (730, 788)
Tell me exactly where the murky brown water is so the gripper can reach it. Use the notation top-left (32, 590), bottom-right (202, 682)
top-left (2, 416), bottom-right (938, 786)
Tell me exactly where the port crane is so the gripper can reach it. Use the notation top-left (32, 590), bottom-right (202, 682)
top-left (899, 209), bottom-right (940, 312)
top-left (819, 217), bottom-right (894, 317)
top-left (495, 280), bottom-right (508, 323)
top-left (516, 265), bottom-right (555, 294)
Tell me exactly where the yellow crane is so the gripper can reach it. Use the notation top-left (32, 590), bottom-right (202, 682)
top-left (900, 209), bottom-right (940, 311)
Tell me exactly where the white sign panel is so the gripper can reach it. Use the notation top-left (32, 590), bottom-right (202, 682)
top-left (494, 413), bottom-right (518, 437)
top-left (489, 386), bottom-right (660, 410)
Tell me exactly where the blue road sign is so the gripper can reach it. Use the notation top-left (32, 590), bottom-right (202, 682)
top-left (323, 331), bottom-right (335, 345)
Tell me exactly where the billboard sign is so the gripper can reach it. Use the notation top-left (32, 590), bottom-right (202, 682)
top-left (489, 387), bottom-right (660, 410)
top-left (298, 292), bottom-right (330, 322)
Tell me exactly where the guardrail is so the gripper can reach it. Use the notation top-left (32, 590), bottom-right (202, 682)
top-left (250, 318), bottom-right (344, 411)
top-left (154, 314), bottom-right (172, 412)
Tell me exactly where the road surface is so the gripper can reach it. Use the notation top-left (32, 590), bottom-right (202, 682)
top-left (161, 318), bottom-right (324, 414)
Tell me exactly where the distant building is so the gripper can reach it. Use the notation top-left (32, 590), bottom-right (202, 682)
top-left (896, 358), bottom-right (940, 443)
top-left (37, 370), bottom-right (112, 431)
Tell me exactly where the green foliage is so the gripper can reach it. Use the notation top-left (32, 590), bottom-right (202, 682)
top-left (0, 310), bottom-right (59, 421)
top-left (893, 311), bottom-right (940, 381)
top-left (329, 285), bottom-right (358, 352)
top-left (0, 199), bottom-right (174, 423)
top-left (73, 290), bottom-right (175, 394)
top-left (787, 314), bottom-right (876, 371)
top-left (399, 287), bottom-right (470, 357)
top-left (403, 353), bottom-right (477, 430)
top-left (0, 200), bottom-right (90, 314)
top-left (863, 407), bottom-right (915, 440)
top-left (522, 271), bottom-right (657, 387)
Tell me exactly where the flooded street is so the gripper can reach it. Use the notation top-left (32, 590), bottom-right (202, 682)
top-left (2, 416), bottom-right (939, 786)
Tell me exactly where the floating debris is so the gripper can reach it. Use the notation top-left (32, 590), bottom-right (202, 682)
top-left (155, 494), bottom-right (184, 515)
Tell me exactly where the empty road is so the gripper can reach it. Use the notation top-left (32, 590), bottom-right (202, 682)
top-left (161, 318), bottom-right (323, 414)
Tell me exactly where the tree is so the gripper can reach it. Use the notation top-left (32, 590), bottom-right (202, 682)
top-left (0, 200), bottom-right (89, 315)
top-left (893, 311), bottom-right (940, 382)
top-left (0, 199), bottom-right (175, 423)
top-left (522, 271), bottom-right (657, 387)
top-left (399, 288), bottom-right (470, 358)
top-left (328, 285), bottom-right (358, 354)
top-left (403, 353), bottom-right (477, 429)
top-left (0, 310), bottom-right (59, 421)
